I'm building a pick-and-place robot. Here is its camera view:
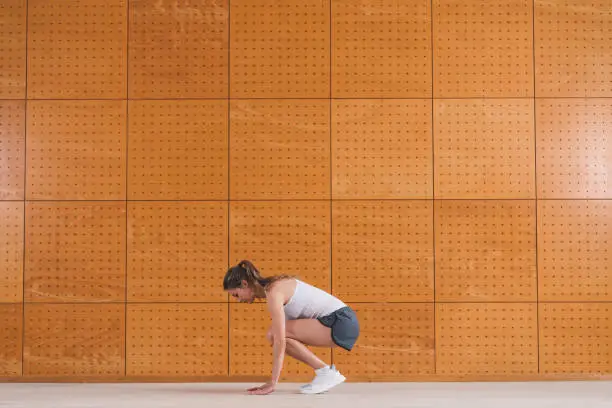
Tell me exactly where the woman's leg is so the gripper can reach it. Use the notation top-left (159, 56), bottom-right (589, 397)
top-left (266, 319), bottom-right (335, 369)
top-left (285, 319), bottom-right (346, 394)
top-left (285, 338), bottom-right (327, 369)
top-left (266, 319), bottom-right (345, 394)
top-left (285, 319), bottom-right (335, 347)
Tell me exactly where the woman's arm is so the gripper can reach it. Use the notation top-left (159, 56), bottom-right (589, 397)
top-left (267, 291), bottom-right (286, 385)
top-left (247, 289), bottom-right (287, 395)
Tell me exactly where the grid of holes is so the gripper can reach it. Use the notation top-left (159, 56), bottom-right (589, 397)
top-left (1, 0), bottom-right (608, 380)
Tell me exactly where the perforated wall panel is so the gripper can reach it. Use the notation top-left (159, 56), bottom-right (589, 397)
top-left (333, 303), bottom-right (435, 378)
top-left (435, 200), bottom-right (537, 302)
top-left (540, 303), bottom-right (612, 374)
top-left (128, 202), bottom-right (227, 302)
top-left (433, 0), bottom-right (533, 97)
top-left (24, 304), bottom-right (125, 377)
top-left (127, 303), bottom-right (228, 377)
top-left (230, 303), bottom-right (331, 380)
top-left (0, 202), bottom-right (23, 303)
top-left (230, 100), bottom-right (330, 200)
top-left (129, 0), bottom-right (228, 98)
top-left (0, 304), bottom-right (22, 377)
top-left (537, 99), bottom-right (612, 199)
top-left (128, 100), bottom-right (228, 200)
top-left (434, 99), bottom-right (535, 199)
top-left (0, 101), bottom-right (25, 200)
top-left (27, 0), bottom-right (127, 99)
top-left (0, 0), bottom-right (26, 99)
top-left (230, 201), bottom-right (330, 291)
top-left (26, 101), bottom-right (126, 200)
top-left (538, 200), bottom-right (612, 301)
top-left (535, 0), bottom-right (612, 97)
top-left (332, 100), bottom-right (432, 199)
top-left (2, 0), bottom-right (612, 383)
top-left (25, 202), bottom-right (126, 303)
top-left (230, 0), bottom-right (329, 98)
top-left (332, 201), bottom-right (434, 302)
top-left (436, 303), bottom-right (538, 375)
top-left (332, 0), bottom-right (431, 98)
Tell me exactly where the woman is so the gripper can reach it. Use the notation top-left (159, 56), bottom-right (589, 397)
top-left (223, 260), bottom-right (360, 395)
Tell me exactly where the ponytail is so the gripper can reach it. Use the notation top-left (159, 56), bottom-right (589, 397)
top-left (223, 260), bottom-right (293, 290)
top-left (238, 260), bottom-right (268, 287)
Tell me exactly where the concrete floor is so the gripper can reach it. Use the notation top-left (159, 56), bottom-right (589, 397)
top-left (1, 382), bottom-right (611, 408)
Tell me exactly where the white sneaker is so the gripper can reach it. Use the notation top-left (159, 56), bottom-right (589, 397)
top-left (300, 364), bottom-right (336, 390)
top-left (300, 365), bottom-right (345, 394)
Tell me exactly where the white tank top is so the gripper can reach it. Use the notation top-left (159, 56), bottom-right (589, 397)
top-left (282, 279), bottom-right (346, 320)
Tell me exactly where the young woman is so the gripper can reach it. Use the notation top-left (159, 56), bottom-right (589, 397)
top-left (223, 260), bottom-right (360, 395)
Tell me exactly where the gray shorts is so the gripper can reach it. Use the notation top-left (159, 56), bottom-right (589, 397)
top-left (317, 306), bottom-right (360, 351)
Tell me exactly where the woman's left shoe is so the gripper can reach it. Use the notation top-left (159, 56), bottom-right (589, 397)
top-left (300, 365), bottom-right (346, 394)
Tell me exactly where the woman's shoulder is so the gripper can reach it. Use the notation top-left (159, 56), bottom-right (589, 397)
top-left (266, 277), bottom-right (297, 302)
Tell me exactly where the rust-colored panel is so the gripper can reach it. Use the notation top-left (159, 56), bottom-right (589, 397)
top-left (230, 303), bottom-right (331, 381)
top-left (540, 303), bottom-right (612, 374)
top-left (434, 0), bottom-right (533, 97)
top-left (230, 0), bottom-right (330, 98)
top-left (332, 201), bottom-right (434, 302)
top-left (24, 304), bottom-right (125, 377)
top-left (332, 0), bottom-right (431, 98)
top-left (129, 0), bottom-right (228, 98)
top-left (434, 99), bottom-right (535, 199)
top-left (8, 0), bottom-right (612, 384)
top-left (25, 202), bottom-right (126, 302)
top-left (128, 202), bottom-right (228, 302)
top-left (436, 303), bottom-right (538, 375)
top-left (0, 202), bottom-right (23, 303)
top-left (538, 200), bottom-right (612, 301)
top-left (230, 201), bottom-right (330, 292)
top-left (0, 100), bottom-right (25, 200)
top-left (0, 0), bottom-right (26, 98)
top-left (128, 100), bottom-right (228, 200)
top-left (0, 304), bottom-right (22, 377)
top-left (435, 200), bottom-right (537, 302)
top-left (127, 303), bottom-right (228, 376)
top-left (537, 99), bottom-right (612, 199)
top-left (332, 100), bottom-right (432, 199)
top-left (333, 303), bottom-right (435, 379)
top-left (27, 0), bottom-right (127, 99)
top-left (26, 101), bottom-right (126, 200)
top-left (535, 0), bottom-right (612, 97)
top-left (230, 100), bottom-right (329, 200)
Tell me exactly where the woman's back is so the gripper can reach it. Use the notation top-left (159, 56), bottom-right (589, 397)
top-left (281, 279), bottom-right (346, 320)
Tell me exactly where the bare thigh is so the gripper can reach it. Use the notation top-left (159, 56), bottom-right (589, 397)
top-left (285, 319), bottom-right (336, 348)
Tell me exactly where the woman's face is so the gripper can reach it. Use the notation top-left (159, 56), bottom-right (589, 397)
top-left (227, 281), bottom-right (255, 303)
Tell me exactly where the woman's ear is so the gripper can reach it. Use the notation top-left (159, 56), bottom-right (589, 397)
top-left (241, 279), bottom-right (248, 289)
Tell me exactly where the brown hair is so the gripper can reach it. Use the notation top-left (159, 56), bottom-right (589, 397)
top-left (223, 260), bottom-right (293, 290)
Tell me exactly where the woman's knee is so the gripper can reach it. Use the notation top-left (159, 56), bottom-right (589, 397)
top-left (284, 321), bottom-right (297, 340)
top-left (267, 325), bottom-right (296, 345)
top-left (284, 319), bottom-right (335, 348)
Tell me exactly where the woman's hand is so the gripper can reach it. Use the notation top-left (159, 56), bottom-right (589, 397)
top-left (247, 382), bottom-right (276, 395)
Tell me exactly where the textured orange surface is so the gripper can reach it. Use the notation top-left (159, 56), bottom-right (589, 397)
top-left (1, 0), bottom-right (611, 381)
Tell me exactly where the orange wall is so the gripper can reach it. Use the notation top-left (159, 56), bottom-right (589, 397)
top-left (1, 0), bottom-right (611, 381)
